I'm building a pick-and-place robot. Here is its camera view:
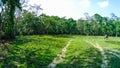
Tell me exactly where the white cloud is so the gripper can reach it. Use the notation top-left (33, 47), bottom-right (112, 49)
top-left (79, 0), bottom-right (91, 8)
top-left (97, 0), bottom-right (109, 8)
top-left (28, 0), bottom-right (92, 19)
top-left (28, 0), bottom-right (80, 19)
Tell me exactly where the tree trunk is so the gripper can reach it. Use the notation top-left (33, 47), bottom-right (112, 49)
top-left (0, 13), bottom-right (2, 39)
top-left (116, 33), bottom-right (117, 37)
top-left (3, 1), bottom-right (15, 39)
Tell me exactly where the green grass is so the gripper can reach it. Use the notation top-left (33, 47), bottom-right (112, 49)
top-left (0, 35), bottom-right (70, 68)
top-left (83, 36), bottom-right (120, 68)
top-left (0, 35), bottom-right (120, 68)
top-left (57, 36), bottom-right (102, 68)
top-left (96, 37), bottom-right (120, 68)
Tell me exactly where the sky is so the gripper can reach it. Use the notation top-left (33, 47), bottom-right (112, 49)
top-left (28, 0), bottom-right (120, 19)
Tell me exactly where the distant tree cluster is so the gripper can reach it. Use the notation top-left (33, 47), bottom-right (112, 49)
top-left (14, 11), bottom-right (120, 36)
top-left (15, 11), bottom-right (78, 35)
top-left (77, 13), bottom-right (120, 36)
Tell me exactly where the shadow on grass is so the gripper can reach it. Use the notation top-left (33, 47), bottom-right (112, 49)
top-left (0, 45), bottom-right (56, 68)
top-left (105, 41), bottom-right (120, 45)
top-left (10, 37), bottom-right (35, 45)
top-left (52, 34), bottom-right (75, 38)
top-left (105, 49), bottom-right (120, 68)
top-left (0, 37), bottom-right (59, 68)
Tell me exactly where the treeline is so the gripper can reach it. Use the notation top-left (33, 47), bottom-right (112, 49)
top-left (77, 13), bottom-right (120, 36)
top-left (15, 10), bottom-right (78, 35)
top-left (14, 10), bottom-right (120, 36)
top-left (1, 8), bottom-right (120, 39)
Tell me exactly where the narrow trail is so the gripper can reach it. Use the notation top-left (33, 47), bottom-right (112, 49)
top-left (70, 58), bottom-right (76, 64)
top-left (85, 41), bottom-right (108, 68)
top-left (48, 40), bottom-right (72, 68)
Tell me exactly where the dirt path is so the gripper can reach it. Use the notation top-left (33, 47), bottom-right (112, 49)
top-left (48, 40), bottom-right (72, 68)
top-left (86, 41), bottom-right (108, 68)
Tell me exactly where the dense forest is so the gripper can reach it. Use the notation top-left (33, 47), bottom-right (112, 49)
top-left (0, 0), bottom-right (120, 40)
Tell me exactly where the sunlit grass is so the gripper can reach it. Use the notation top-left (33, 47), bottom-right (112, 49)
top-left (57, 36), bottom-right (102, 68)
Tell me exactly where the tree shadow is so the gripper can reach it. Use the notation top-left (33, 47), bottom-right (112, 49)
top-left (105, 49), bottom-right (120, 68)
top-left (0, 44), bottom-right (56, 68)
top-left (10, 37), bottom-right (35, 45)
top-left (0, 37), bottom-right (57, 68)
top-left (105, 41), bottom-right (120, 45)
top-left (52, 35), bottom-right (75, 38)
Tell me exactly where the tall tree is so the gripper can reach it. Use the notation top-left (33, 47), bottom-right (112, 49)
top-left (1, 0), bottom-right (21, 39)
top-left (0, 0), bottom-right (3, 39)
top-left (111, 13), bottom-right (119, 37)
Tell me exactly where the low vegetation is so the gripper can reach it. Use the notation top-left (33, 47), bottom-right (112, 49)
top-left (57, 37), bottom-right (102, 68)
top-left (0, 35), bottom-right (120, 68)
top-left (0, 35), bottom-right (69, 68)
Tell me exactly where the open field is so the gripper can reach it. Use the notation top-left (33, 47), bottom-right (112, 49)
top-left (0, 35), bottom-right (120, 68)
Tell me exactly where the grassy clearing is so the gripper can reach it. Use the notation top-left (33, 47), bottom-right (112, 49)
top-left (57, 37), bottom-right (102, 68)
top-left (0, 35), bottom-right (71, 68)
top-left (84, 36), bottom-right (120, 68)
top-left (0, 35), bottom-right (120, 68)
top-left (97, 37), bottom-right (120, 68)
top-left (84, 36), bottom-right (120, 50)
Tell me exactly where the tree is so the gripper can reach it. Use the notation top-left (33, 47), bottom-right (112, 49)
top-left (0, 0), bottom-right (3, 39)
top-left (1, 0), bottom-right (22, 39)
top-left (111, 13), bottom-right (119, 37)
top-left (93, 14), bottom-right (103, 35)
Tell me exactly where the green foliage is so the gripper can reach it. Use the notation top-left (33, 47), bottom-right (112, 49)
top-left (77, 14), bottom-right (120, 36)
top-left (15, 12), bottom-right (78, 35)
top-left (13, 11), bottom-right (120, 36)
top-left (1, 5), bottom-right (120, 38)
top-left (1, 0), bottom-right (21, 39)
